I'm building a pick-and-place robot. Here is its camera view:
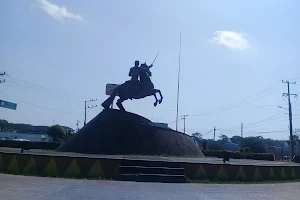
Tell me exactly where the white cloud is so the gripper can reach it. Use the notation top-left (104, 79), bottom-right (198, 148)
top-left (37, 0), bottom-right (83, 22)
top-left (212, 30), bottom-right (249, 50)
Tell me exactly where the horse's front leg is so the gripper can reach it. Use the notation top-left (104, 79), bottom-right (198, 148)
top-left (102, 95), bottom-right (115, 109)
top-left (153, 93), bottom-right (159, 107)
top-left (156, 89), bottom-right (163, 104)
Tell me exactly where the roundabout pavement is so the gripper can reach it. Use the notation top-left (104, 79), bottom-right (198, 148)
top-left (1, 173), bottom-right (299, 200)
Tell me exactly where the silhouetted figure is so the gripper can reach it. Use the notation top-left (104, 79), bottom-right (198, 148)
top-left (223, 150), bottom-right (230, 163)
top-left (292, 155), bottom-right (300, 163)
top-left (129, 60), bottom-right (141, 83)
top-left (102, 61), bottom-right (163, 111)
top-left (126, 60), bottom-right (143, 100)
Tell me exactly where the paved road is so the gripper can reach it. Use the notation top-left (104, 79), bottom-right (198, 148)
top-left (0, 174), bottom-right (299, 200)
top-left (1, 147), bottom-right (298, 166)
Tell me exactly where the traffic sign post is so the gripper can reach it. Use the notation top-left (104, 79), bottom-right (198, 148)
top-left (106, 84), bottom-right (119, 95)
top-left (154, 123), bottom-right (169, 128)
top-left (0, 100), bottom-right (17, 110)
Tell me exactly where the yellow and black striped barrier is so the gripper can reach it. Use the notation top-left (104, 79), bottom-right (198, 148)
top-left (0, 152), bottom-right (120, 179)
top-left (182, 163), bottom-right (300, 181)
top-left (1, 151), bottom-right (300, 181)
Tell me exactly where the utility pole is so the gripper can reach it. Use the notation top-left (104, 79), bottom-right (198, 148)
top-left (76, 120), bottom-right (81, 132)
top-left (296, 129), bottom-right (300, 155)
top-left (241, 123), bottom-right (243, 148)
top-left (214, 126), bottom-right (216, 141)
top-left (84, 99), bottom-right (97, 126)
top-left (0, 72), bottom-right (5, 83)
top-left (182, 114), bottom-right (188, 134)
top-left (282, 80), bottom-right (297, 158)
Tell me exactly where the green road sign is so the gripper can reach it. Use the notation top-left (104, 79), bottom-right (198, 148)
top-left (0, 100), bottom-right (17, 110)
top-left (154, 123), bottom-right (168, 128)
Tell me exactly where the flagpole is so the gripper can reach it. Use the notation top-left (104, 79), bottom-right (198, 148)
top-left (176, 33), bottom-right (181, 131)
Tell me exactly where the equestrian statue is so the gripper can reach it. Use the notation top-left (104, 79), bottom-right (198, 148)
top-left (101, 60), bottom-right (163, 111)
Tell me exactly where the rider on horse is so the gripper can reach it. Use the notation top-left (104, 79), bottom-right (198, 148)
top-left (127, 61), bottom-right (153, 98)
top-left (129, 60), bottom-right (141, 84)
top-left (101, 60), bottom-right (161, 111)
top-left (128, 61), bottom-right (152, 84)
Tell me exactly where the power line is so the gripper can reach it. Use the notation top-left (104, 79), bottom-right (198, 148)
top-left (215, 111), bottom-right (288, 131)
top-left (6, 74), bottom-right (86, 99)
top-left (243, 131), bottom-right (290, 137)
top-left (212, 128), bottom-right (291, 136)
top-left (5, 81), bottom-right (82, 105)
top-left (239, 116), bottom-right (288, 129)
top-left (243, 116), bottom-right (300, 129)
top-left (244, 112), bottom-right (287, 128)
top-left (5, 74), bottom-right (91, 100)
top-left (184, 128), bottom-right (213, 133)
top-left (0, 91), bottom-right (83, 115)
top-left (189, 83), bottom-right (284, 117)
top-left (211, 127), bottom-right (291, 136)
top-left (203, 129), bottom-right (214, 136)
top-left (128, 104), bottom-right (287, 113)
top-left (217, 128), bottom-right (240, 133)
top-left (168, 118), bottom-right (183, 125)
top-left (178, 108), bottom-right (299, 135)
top-left (20, 100), bottom-right (83, 115)
top-left (205, 81), bottom-right (281, 110)
top-left (243, 130), bottom-right (289, 134)
top-left (6, 78), bottom-right (83, 102)
top-left (171, 110), bottom-right (297, 134)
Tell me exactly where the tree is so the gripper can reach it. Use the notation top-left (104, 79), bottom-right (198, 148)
top-left (219, 134), bottom-right (229, 144)
top-left (208, 141), bottom-right (225, 150)
top-left (262, 138), bottom-right (275, 147)
top-left (241, 137), bottom-right (266, 153)
top-left (192, 132), bottom-right (203, 148)
top-left (63, 129), bottom-right (73, 141)
top-left (192, 132), bottom-right (202, 140)
top-left (230, 135), bottom-right (241, 144)
top-left (47, 124), bottom-right (66, 142)
top-left (294, 134), bottom-right (300, 143)
top-left (0, 119), bottom-right (9, 130)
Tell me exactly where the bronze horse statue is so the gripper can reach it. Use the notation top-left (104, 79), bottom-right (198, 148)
top-left (102, 63), bottom-right (163, 111)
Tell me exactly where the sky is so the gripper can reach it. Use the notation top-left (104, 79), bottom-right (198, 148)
top-left (0, 0), bottom-right (300, 140)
